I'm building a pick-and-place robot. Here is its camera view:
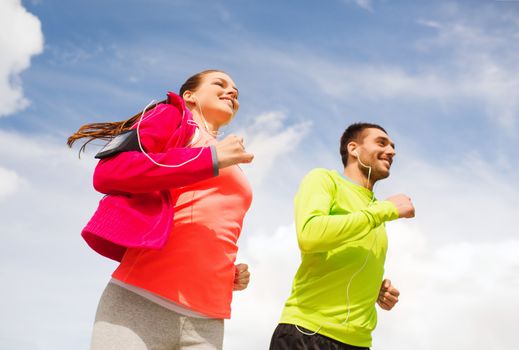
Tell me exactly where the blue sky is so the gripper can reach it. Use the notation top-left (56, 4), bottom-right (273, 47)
top-left (1, 0), bottom-right (519, 349)
top-left (7, 0), bottom-right (519, 166)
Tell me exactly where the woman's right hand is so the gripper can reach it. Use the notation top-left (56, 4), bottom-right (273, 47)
top-left (233, 263), bottom-right (251, 291)
top-left (215, 134), bottom-right (254, 169)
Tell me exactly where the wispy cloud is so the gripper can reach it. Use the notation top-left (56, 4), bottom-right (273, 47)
top-left (414, 16), bottom-right (519, 132)
top-left (355, 0), bottom-right (373, 11)
top-left (292, 14), bottom-right (519, 133)
top-left (285, 11), bottom-right (515, 134)
top-left (207, 11), bottom-right (519, 135)
top-left (343, 0), bottom-right (374, 12)
top-left (237, 111), bottom-right (312, 185)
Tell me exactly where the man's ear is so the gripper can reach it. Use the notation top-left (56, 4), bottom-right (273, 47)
top-left (348, 142), bottom-right (358, 157)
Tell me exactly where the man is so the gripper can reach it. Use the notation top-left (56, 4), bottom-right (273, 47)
top-left (270, 123), bottom-right (415, 350)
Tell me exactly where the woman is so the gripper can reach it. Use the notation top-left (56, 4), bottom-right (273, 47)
top-left (68, 70), bottom-right (254, 350)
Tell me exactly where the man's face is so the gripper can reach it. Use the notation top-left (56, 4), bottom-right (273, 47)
top-left (356, 128), bottom-right (396, 181)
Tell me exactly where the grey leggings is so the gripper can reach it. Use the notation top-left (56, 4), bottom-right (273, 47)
top-left (90, 283), bottom-right (224, 350)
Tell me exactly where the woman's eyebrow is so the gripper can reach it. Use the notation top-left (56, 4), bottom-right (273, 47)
top-left (214, 78), bottom-right (239, 94)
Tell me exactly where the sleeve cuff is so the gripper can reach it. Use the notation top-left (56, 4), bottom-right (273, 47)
top-left (209, 145), bottom-right (219, 176)
top-left (363, 200), bottom-right (400, 227)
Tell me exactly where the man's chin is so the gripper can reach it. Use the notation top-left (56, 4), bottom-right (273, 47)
top-left (375, 169), bottom-right (390, 180)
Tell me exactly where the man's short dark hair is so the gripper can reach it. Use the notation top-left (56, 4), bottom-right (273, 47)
top-left (339, 123), bottom-right (387, 167)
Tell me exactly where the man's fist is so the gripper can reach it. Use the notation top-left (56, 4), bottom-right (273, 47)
top-left (386, 194), bottom-right (415, 218)
top-left (377, 279), bottom-right (400, 311)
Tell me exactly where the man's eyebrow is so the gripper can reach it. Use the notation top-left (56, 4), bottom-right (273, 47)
top-left (376, 136), bottom-right (395, 149)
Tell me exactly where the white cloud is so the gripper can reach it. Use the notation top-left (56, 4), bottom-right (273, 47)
top-left (0, 130), bottom-right (109, 349)
top-left (376, 221), bottom-right (519, 349)
top-left (237, 111), bottom-right (312, 185)
top-left (224, 217), bottom-right (519, 350)
top-left (225, 225), bottom-right (300, 350)
top-left (0, 0), bottom-right (44, 117)
top-left (381, 148), bottom-right (519, 245)
top-left (1, 123), bottom-right (518, 350)
top-left (416, 19), bottom-right (442, 29)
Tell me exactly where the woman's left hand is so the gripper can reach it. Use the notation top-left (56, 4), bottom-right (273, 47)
top-left (233, 263), bottom-right (250, 291)
top-left (377, 278), bottom-right (400, 310)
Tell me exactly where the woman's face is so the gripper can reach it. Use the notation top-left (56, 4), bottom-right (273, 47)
top-left (187, 71), bottom-right (240, 126)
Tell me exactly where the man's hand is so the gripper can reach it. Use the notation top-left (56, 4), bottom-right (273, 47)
top-left (377, 279), bottom-right (400, 310)
top-left (386, 194), bottom-right (415, 218)
top-left (233, 263), bottom-right (250, 291)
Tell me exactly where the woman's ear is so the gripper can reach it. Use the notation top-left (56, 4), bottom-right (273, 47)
top-left (183, 90), bottom-right (195, 104)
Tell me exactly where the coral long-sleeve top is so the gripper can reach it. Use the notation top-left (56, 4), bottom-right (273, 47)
top-left (112, 129), bottom-right (252, 319)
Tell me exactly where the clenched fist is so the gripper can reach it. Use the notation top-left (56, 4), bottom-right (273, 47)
top-left (386, 194), bottom-right (415, 218)
top-left (215, 134), bottom-right (254, 169)
top-left (233, 263), bottom-right (250, 291)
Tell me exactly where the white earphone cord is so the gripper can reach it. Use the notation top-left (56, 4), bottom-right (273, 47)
top-left (356, 150), bottom-right (372, 189)
top-left (191, 95), bottom-right (224, 137)
top-left (135, 99), bottom-right (206, 168)
top-left (295, 220), bottom-right (378, 336)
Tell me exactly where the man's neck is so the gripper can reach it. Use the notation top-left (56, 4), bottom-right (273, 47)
top-left (343, 165), bottom-right (374, 190)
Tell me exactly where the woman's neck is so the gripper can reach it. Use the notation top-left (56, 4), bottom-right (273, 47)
top-left (191, 110), bottom-right (220, 135)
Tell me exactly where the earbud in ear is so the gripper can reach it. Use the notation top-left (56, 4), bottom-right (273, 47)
top-left (352, 150), bottom-right (359, 157)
